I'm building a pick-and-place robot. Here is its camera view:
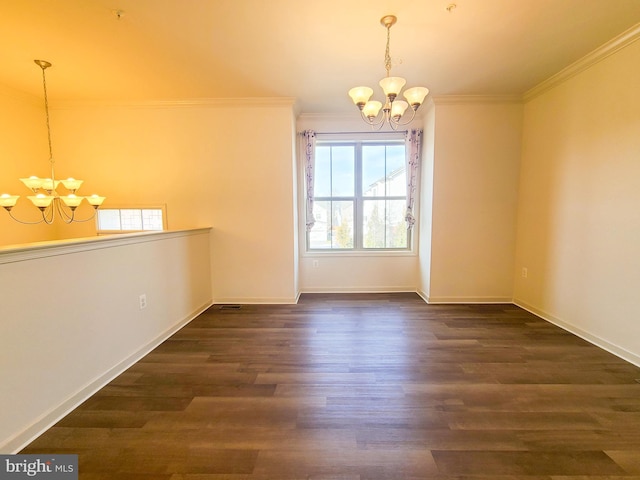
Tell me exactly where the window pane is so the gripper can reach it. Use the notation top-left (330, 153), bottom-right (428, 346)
top-left (309, 200), bottom-right (331, 249)
top-left (363, 199), bottom-right (407, 248)
top-left (331, 146), bottom-right (355, 196)
top-left (309, 200), bottom-right (354, 249)
top-left (386, 199), bottom-right (408, 248)
top-left (314, 146), bottom-right (331, 197)
top-left (97, 209), bottom-right (121, 230)
top-left (386, 145), bottom-right (407, 196)
top-left (142, 209), bottom-right (164, 230)
top-left (120, 209), bottom-right (143, 230)
top-left (331, 201), bottom-right (353, 248)
top-left (362, 146), bottom-right (386, 197)
top-left (362, 145), bottom-right (406, 197)
top-left (363, 200), bottom-right (386, 248)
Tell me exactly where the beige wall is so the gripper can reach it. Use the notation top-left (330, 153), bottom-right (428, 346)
top-left (514, 38), bottom-right (640, 365)
top-left (0, 229), bottom-right (212, 452)
top-left (47, 101), bottom-right (299, 303)
top-left (417, 102), bottom-right (436, 299)
top-left (425, 100), bottom-right (523, 302)
top-left (4, 92), bottom-right (523, 302)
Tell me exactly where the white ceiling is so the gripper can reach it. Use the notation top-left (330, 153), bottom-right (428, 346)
top-left (1, 0), bottom-right (640, 113)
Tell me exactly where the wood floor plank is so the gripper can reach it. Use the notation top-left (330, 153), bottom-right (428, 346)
top-left (431, 450), bottom-right (626, 475)
top-left (19, 293), bottom-right (640, 478)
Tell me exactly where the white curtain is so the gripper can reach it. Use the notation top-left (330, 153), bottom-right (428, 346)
top-left (302, 130), bottom-right (316, 231)
top-left (405, 128), bottom-right (423, 229)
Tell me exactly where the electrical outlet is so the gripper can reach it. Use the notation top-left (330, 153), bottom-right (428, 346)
top-left (139, 294), bottom-right (147, 310)
top-left (312, 260), bottom-right (319, 268)
top-left (521, 267), bottom-right (528, 278)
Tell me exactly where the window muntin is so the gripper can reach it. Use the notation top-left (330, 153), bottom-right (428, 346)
top-left (308, 140), bottom-right (408, 251)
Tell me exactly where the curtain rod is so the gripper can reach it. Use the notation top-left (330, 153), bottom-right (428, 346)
top-left (298, 130), bottom-right (409, 136)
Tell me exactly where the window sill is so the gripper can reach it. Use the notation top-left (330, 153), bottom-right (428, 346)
top-left (302, 249), bottom-right (416, 258)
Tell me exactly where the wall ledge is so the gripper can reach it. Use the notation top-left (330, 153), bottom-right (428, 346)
top-left (0, 228), bottom-right (211, 265)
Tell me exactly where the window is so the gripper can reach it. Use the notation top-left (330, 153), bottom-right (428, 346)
top-left (96, 206), bottom-right (167, 234)
top-left (308, 139), bottom-right (408, 250)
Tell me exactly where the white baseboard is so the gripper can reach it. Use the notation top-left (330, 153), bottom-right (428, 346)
top-left (416, 290), bottom-right (429, 303)
top-left (213, 295), bottom-right (300, 305)
top-left (2, 300), bottom-right (213, 454)
top-left (423, 294), bottom-right (513, 304)
top-left (514, 298), bottom-right (640, 368)
top-left (300, 286), bottom-right (417, 294)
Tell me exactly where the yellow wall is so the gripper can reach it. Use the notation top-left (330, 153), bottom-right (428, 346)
top-left (0, 85), bottom-right (60, 245)
top-left (49, 101), bottom-right (298, 303)
top-left (514, 38), bottom-right (640, 364)
top-left (425, 100), bottom-right (523, 302)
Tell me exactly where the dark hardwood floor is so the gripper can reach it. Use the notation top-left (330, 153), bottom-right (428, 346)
top-left (21, 293), bottom-right (640, 479)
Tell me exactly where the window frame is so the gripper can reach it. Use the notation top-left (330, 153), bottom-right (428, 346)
top-left (307, 137), bottom-right (411, 252)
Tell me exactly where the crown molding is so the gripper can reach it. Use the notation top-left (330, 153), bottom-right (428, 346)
top-left (51, 97), bottom-right (297, 109)
top-left (431, 94), bottom-right (523, 105)
top-left (524, 22), bottom-right (640, 102)
top-left (297, 112), bottom-right (358, 121)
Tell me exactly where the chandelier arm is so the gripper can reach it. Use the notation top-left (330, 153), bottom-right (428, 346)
top-left (360, 110), bottom-right (387, 130)
top-left (68, 212), bottom-right (99, 223)
top-left (373, 117), bottom-right (387, 131)
top-left (390, 108), bottom-right (418, 127)
top-left (56, 199), bottom-right (75, 224)
top-left (5, 209), bottom-right (46, 225)
top-left (360, 110), bottom-right (385, 127)
top-left (56, 198), bottom-right (101, 223)
top-left (64, 209), bottom-right (99, 223)
top-left (42, 204), bottom-right (55, 225)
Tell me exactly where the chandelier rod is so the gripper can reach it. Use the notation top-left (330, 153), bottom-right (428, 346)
top-left (35, 59), bottom-right (56, 185)
top-left (35, 60), bottom-right (54, 161)
top-left (383, 18), bottom-right (393, 77)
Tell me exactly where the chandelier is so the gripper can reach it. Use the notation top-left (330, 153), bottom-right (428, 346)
top-left (0, 60), bottom-right (105, 225)
top-left (348, 15), bottom-right (429, 130)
